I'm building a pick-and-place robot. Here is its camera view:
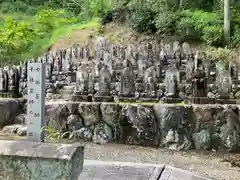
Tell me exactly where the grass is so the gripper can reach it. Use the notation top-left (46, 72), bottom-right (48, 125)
top-left (20, 18), bottom-right (101, 60)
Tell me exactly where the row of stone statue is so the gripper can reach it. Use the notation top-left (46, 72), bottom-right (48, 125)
top-left (0, 36), bottom-right (239, 104)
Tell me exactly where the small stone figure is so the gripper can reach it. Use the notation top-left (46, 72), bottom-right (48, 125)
top-left (162, 65), bottom-right (182, 103)
top-left (8, 67), bottom-right (20, 97)
top-left (118, 60), bottom-right (135, 101)
top-left (0, 68), bottom-right (8, 96)
top-left (140, 76), bottom-right (158, 101)
top-left (20, 61), bottom-right (27, 80)
top-left (93, 65), bottom-right (113, 102)
top-left (73, 65), bottom-right (91, 101)
top-left (229, 61), bottom-right (238, 81)
top-left (192, 66), bottom-right (207, 104)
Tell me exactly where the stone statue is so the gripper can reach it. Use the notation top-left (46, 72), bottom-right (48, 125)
top-left (118, 61), bottom-right (135, 99)
top-left (192, 67), bottom-right (207, 103)
top-left (229, 61), bottom-right (238, 80)
top-left (20, 61), bottom-right (27, 80)
top-left (165, 73), bottom-right (178, 97)
top-left (94, 65), bottom-right (113, 102)
top-left (76, 65), bottom-right (89, 94)
top-left (162, 65), bottom-right (182, 103)
top-left (0, 68), bottom-right (8, 94)
top-left (216, 71), bottom-right (232, 99)
top-left (8, 67), bottom-right (20, 97)
top-left (186, 58), bottom-right (194, 82)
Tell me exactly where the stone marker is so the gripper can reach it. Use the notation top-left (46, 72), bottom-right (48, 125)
top-left (27, 63), bottom-right (45, 142)
top-left (0, 140), bottom-right (84, 180)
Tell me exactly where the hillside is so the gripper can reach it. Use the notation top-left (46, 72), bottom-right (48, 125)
top-left (0, 0), bottom-right (240, 64)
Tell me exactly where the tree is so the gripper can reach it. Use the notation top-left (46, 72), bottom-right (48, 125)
top-left (224, 0), bottom-right (230, 46)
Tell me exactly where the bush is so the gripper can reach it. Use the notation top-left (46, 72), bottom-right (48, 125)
top-left (35, 9), bottom-right (78, 33)
top-left (0, 8), bottom-right (80, 64)
top-left (128, 8), bottom-right (156, 33)
top-left (155, 11), bottom-right (181, 36)
top-left (203, 46), bottom-right (233, 62)
top-left (177, 10), bottom-right (223, 46)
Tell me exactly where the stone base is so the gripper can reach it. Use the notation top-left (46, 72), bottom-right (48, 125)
top-left (188, 97), bottom-right (215, 104)
top-left (215, 99), bottom-right (236, 104)
top-left (93, 95), bottom-right (114, 102)
top-left (118, 97), bottom-right (136, 102)
top-left (0, 140), bottom-right (84, 180)
top-left (232, 79), bottom-right (240, 84)
top-left (162, 97), bottom-right (183, 104)
top-left (72, 94), bottom-right (92, 102)
top-left (139, 97), bottom-right (159, 102)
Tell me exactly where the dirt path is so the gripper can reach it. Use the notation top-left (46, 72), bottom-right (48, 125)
top-left (83, 143), bottom-right (240, 180)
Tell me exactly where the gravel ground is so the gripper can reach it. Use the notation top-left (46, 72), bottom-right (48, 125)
top-left (83, 143), bottom-right (240, 180)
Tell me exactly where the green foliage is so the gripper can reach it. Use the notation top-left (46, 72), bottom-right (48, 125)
top-left (0, 8), bottom-right (81, 64)
top-left (203, 46), bottom-right (234, 62)
top-left (155, 11), bottom-right (181, 36)
top-left (41, 126), bottom-right (69, 140)
top-left (35, 9), bottom-right (78, 33)
top-left (128, 8), bottom-right (156, 33)
top-left (176, 10), bottom-right (223, 45)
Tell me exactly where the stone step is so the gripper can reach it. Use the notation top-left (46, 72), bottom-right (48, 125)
top-left (79, 160), bottom-right (212, 180)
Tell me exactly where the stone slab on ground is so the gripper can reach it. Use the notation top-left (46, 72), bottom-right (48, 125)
top-left (159, 166), bottom-right (212, 180)
top-left (79, 160), bottom-right (164, 180)
top-left (79, 160), bottom-right (212, 180)
top-left (0, 140), bottom-right (84, 180)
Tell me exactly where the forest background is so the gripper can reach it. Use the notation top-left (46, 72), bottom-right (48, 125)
top-left (0, 0), bottom-right (238, 64)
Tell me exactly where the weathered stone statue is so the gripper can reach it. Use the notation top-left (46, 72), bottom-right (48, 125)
top-left (137, 56), bottom-right (147, 82)
top-left (45, 62), bottom-right (53, 81)
top-left (93, 65), bottom-right (113, 102)
top-left (118, 60), bottom-right (135, 101)
top-left (73, 65), bottom-right (91, 101)
top-left (162, 65), bottom-right (182, 103)
top-left (185, 58), bottom-right (194, 83)
top-left (0, 68), bottom-right (8, 96)
top-left (229, 61), bottom-right (238, 81)
top-left (8, 67), bottom-right (20, 97)
top-left (191, 66), bottom-right (207, 104)
top-left (20, 61), bottom-right (27, 80)
top-left (140, 76), bottom-right (158, 101)
top-left (215, 70), bottom-right (232, 100)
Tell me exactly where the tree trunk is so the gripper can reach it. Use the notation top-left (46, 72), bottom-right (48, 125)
top-left (224, 0), bottom-right (231, 47)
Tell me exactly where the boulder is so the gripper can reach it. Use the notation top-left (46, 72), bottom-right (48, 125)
top-left (78, 102), bottom-right (101, 126)
top-left (154, 104), bottom-right (194, 150)
top-left (120, 105), bottom-right (160, 146)
top-left (0, 99), bottom-right (22, 127)
top-left (92, 122), bottom-right (113, 144)
top-left (46, 103), bottom-right (70, 132)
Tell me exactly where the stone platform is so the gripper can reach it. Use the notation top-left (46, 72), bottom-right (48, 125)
top-left (0, 140), bottom-right (84, 180)
top-left (2, 99), bottom-right (240, 151)
top-left (79, 160), bottom-right (211, 180)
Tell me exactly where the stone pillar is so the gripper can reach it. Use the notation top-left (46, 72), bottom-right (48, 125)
top-left (0, 140), bottom-right (84, 180)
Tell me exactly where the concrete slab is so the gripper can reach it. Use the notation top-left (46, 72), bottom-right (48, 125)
top-left (79, 160), bottom-right (164, 180)
top-left (79, 160), bottom-right (213, 180)
top-left (159, 166), bottom-right (212, 180)
top-left (0, 140), bottom-right (84, 180)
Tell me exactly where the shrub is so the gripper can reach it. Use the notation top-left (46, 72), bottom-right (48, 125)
top-left (35, 9), bottom-right (78, 34)
top-left (203, 46), bottom-right (233, 62)
top-left (128, 8), bottom-right (156, 33)
top-left (177, 10), bottom-right (223, 46)
top-left (0, 17), bottom-right (36, 64)
top-left (231, 26), bottom-right (240, 48)
top-left (202, 25), bottom-right (223, 46)
top-left (155, 11), bottom-right (181, 36)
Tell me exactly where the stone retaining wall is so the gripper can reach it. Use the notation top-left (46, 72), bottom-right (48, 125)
top-left (45, 101), bottom-right (240, 151)
top-left (0, 140), bottom-right (84, 180)
top-left (0, 99), bottom-right (239, 152)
